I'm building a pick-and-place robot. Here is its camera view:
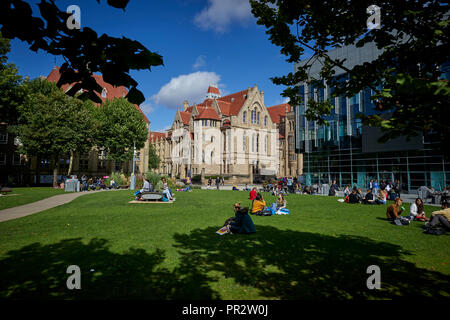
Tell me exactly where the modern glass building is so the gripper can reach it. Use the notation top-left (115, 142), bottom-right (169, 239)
top-left (294, 42), bottom-right (449, 192)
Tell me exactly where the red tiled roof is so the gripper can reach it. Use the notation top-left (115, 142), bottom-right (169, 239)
top-left (179, 111), bottom-right (191, 125)
top-left (267, 103), bottom-right (291, 124)
top-left (195, 106), bottom-right (221, 120)
top-left (149, 131), bottom-right (166, 142)
top-left (47, 67), bottom-right (149, 123)
top-left (217, 89), bottom-right (249, 116)
top-left (207, 85), bottom-right (220, 95)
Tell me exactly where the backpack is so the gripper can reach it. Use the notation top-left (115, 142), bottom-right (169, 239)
top-left (423, 226), bottom-right (448, 235)
top-left (393, 217), bottom-right (410, 226)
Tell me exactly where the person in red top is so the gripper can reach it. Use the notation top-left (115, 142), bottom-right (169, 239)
top-left (249, 187), bottom-right (257, 201)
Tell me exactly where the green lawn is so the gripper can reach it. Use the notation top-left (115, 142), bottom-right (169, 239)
top-left (0, 187), bottom-right (67, 210)
top-left (0, 189), bottom-right (449, 299)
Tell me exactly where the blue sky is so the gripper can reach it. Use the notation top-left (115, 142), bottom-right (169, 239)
top-left (7, 0), bottom-right (293, 131)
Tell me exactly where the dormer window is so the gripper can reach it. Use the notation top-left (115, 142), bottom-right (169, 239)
top-left (101, 88), bottom-right (107, 98)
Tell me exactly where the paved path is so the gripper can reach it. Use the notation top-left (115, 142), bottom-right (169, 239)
top-left (0, 190), bottom-right (116, 223)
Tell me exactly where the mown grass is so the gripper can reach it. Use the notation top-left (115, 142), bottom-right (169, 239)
top-left (0, 187), bottom-right (67, 210)
top-left (0, 189), bottom-right (449, 299)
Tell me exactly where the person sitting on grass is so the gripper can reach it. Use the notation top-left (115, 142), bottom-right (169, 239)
top-left (410, 198), bottom-right (428, 221)
top-left (426, 201), bottom-right (450, 230)
top-left (216, 202), bottom-right (256, 235)
top-left (161, 178), bottom-right (173, 201)
top-left (348, 189), bottom-right (360, 204)
top-left (251, 193), bottom-right (268, 215)
top-left (363, 189), bottom-right (376, 205)
top-left (376, 189), bottom-right (387, 205)
top-left (386, 198), bottom-right (405, 221)
top-left (275, 193), bottom-right (287, 214)
top-left (232, 184), bottom-right (239, 191)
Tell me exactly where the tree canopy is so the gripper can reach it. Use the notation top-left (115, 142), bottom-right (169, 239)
top-left (250, 0), bottom-right (449, 153)
top-left (97, 97), bottom-right (148, 164)
top-left (0, 0), bottom-right (163, 105)
top-left (15, 78), bottom-right (98, 185)
top-left (0, 32), bottom-right (25, 124)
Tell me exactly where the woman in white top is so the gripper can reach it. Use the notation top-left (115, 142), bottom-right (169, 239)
top-left (410, 198), bottom-right (428, 221)
top-left (377, 189), bottom-right (387, 204)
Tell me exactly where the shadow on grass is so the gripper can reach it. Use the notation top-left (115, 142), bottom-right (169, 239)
top-left (1, 227), bottom-right (449, 300)
top-left (0, 238), bottom-right (218, 299)
top-left (173, 226), bottom-right (450, 299)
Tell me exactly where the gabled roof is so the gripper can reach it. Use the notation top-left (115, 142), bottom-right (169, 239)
top-left (149, 131), bottom-right (166, 142)
top-left (179, 111), bottom-right (191, 125)
top-left (207, 85), bottom-right (220, 95)
top-left (217, 89), bottom-right (249, 116)
top-left (47, 67), bottom-right (149, 123)
top-left (267, 103), bottom-right (291, 124)
top-left (195, 106), bottom-right (221, 121)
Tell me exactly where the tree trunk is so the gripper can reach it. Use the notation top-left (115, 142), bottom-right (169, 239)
top-left (67, 150), bottom-right (74, 177)
top-left (52, 156), bottom-right (59, 188)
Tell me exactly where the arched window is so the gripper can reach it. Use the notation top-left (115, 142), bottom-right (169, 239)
top-left (243, 111), bottom-right (246, 123)
top-left (202, 150), bottom-right (205, 163)
top-left (257, 112), bottom-right (260, 125)
top-left (265, 136), bottom-right (268, 153)
top-left (210, 151), bottom-right (214, 164)
top-left (252, 134), bottom-right (255, 152)
top-left (264, 116), bottom-right (267, 126)
top-left (256, 134), bottom-right (259, 152)
top-left (243, 133), bottom-right (246, 151)
top-left (211, 136), bottom-right (214, 143)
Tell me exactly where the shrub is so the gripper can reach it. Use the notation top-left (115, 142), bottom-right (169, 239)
top-left (105, 171), bottom-right (126, 186)
top-left (146, 171), bottom-right (162, 187)
top-left (191, 175), bottom-right (202, 183)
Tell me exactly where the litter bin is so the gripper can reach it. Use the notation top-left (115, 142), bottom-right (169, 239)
top-left (65, 179), bottom-right (80, 192)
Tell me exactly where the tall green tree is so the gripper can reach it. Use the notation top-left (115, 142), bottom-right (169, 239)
top-left (97, 97), bottom-right (148, 164)
top-left (15, 79), bottom-right (98, 186)
top-left (0, 32), bottom-right (25, 124)
top-left (250, 0), bottom-right (450, 154)
top-left (148, 143), bottom-right (160, 170)
top-left (0, 0), bottom-right (163, 105)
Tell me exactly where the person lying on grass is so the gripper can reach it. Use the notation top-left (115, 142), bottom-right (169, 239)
top-left (426, 201), bottom-right (450, 229)
top-left (216, 202), bottom-right (256, 235)
top-left (410, 198), bottom-right (429, 221)
top-left (386, 198), bottom-right (406, 221)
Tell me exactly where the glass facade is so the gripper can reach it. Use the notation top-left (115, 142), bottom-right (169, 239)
top-left (295, 82), bottom-right (449, 192)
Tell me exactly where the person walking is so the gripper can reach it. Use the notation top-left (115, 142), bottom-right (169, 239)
top-left (216, 176), bottom-right (220, 190)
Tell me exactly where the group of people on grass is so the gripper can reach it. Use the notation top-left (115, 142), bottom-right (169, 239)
top-left (385, 197), bottom-right (450, 231)
top-left (134, 177), bottom-right (174, 201)
top-left (216, 188), bottom-right (291, 235)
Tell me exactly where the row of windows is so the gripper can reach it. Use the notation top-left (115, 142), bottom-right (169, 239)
top-left (243, 110), bottom-right (269, 126)
top-left (0, 153), bottom-right (23, 165)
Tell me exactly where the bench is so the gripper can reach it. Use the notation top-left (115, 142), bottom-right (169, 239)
top-left (0, 187), bottom-right (13, 195)
top-left (140, 192), bottom-right (164, 201)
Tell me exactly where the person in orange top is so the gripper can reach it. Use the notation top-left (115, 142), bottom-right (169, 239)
top-left (386, 198), bottom-right (405, 220)
top-left (251, 193), bottom-right (266, 214)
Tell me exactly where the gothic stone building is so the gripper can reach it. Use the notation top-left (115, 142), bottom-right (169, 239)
top-left (150, 85), bottom-right (303, 183)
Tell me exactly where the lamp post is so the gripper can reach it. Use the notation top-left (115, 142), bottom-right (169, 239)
top-left (130, 141), bottom-right (136, 190)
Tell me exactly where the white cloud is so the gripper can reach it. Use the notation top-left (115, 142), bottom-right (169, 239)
top-left (152, 71), bottom-right (222, 109)
top-left (194, 0), bottom-right (253, 33)
top-left (140, 101), bottom-right (155, 118)
top-left (193, 55), bottom-right (206, 69)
